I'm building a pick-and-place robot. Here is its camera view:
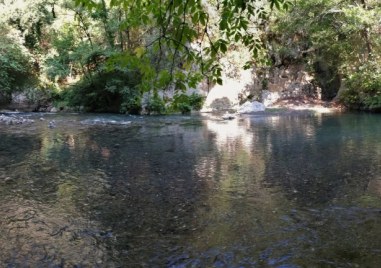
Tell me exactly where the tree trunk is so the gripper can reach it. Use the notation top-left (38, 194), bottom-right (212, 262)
top-left (100, 0), bottom-right (115, 49)
top-left (360, 0), bottom-right (372, 60)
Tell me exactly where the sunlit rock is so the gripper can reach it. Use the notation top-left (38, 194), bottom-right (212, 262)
top-left (222, 112), bottom-right (236, 120)
top-left (262, 90), bottom-right (281, 107)
top-left (237, 101), bottom-right (265, 114)
top-left (202, 68), bottom-right (255, 112)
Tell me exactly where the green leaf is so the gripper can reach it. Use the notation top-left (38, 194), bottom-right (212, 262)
top-left (199, 12), bottom-right (207, 26)
top-left (192, 12), bottom-right (199, 24)
top-left (220, 42), bottom-right (227, 53)
top-left (176, 80), bottom-right (187, 91)
top-left (234, 33), bottom-right (241, 42)
top-left (219, 20), bottom-right (228, 31)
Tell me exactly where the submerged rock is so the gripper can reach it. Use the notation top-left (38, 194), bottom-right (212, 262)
top-left (237, 101), bottom-right (265, 114)
top-left (48, 120), bottom-right (56, 128)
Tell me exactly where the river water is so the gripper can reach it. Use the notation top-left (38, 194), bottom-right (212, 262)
top-left (1, 111), bottom-right (381, 267)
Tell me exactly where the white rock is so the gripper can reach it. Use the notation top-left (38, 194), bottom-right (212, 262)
top-left (238, 101), bottom-right (265, 114)
top-left (262, 90), bottom-right (280, 107)
top-left (222, 112), bottom-right (235, 120)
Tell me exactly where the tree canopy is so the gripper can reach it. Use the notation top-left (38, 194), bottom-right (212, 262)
top-left (269, 0), bottom-right (381, 108)
top-left (0, 0), bottom-right (289, 112)
top-left (1, 0), bottom-right (380, 112)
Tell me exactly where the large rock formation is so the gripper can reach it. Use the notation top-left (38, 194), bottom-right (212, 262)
top-left (201, 63), bottom-right (321, 112)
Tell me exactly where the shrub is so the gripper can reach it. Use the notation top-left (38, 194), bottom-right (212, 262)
top-left (62, 69), bottom-right (142, 113)
top-left (171, 93), bottom-right (205, 114)
top-left (25, 83), bottom-right (60, 110)
top-left (340, 62), bottom-right (381, 111)
top-left (0, 26), bottom-right (35, 103)
top-left (188, 93), bottom-right (205, 111)
top-left (145, 93), bottom-right (166, 114)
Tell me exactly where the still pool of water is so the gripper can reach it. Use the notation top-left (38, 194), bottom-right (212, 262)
top-left (1, 112), bottom-right (381, 267)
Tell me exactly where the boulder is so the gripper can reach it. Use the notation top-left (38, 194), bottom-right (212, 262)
top-left (50, 107), bottom-right (59, 113)
top-left (238, 101), bottom-right (265, 114)
top-left (262, 90), bottom-right (280, 107)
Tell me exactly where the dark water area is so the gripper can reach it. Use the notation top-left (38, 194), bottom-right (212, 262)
top-left (1, 112), bottom-right (381, 267)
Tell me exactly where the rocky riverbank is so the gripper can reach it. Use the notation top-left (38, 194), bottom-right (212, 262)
top-left (0, 114), bottom-right (35, 125)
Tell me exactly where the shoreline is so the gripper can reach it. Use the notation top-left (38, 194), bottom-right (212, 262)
top-left (267, 97), bottom-right (345, 114)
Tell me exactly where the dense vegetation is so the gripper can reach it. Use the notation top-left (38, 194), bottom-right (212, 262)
top-left (0, 0), bottom-right (380, 112)
top-left (270, 0), bottom-right (381, 110)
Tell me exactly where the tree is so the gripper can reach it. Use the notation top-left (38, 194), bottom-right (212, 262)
top-left (0, 25), bottom-right (35, 104)
top-left (268, 0), bottom-right (381, 106)
top-left (1, 0), bottom-right (289, 112)
top-left (73, 0), bottom-right (290, 91)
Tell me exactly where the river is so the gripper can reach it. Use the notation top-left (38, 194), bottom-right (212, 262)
top-left (1, 111), bottom-right (381, 267)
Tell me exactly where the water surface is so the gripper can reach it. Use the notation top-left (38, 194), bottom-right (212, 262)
top-left (1, 112), bottom-right (381, 267)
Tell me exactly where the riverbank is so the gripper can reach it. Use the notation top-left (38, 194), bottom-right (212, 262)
top-left (1, 96), bottom-right (345, 120)
top-left (0, 113), bottom-right (35, 125)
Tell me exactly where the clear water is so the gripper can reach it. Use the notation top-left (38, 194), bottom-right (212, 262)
top-left (1, 112), bottom-right (381, 267)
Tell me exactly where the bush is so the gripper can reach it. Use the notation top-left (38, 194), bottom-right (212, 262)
top-left (0, 26), bottom-right (35, 103)
top-left (145, 93), bottom-right (166, 114)
top-left (119, 86), bottom-right (142, 114)
top-left (188, 93), bottom-right (205, 111)
top-left (339, 87), bottom-right (361, 109)
top-left (171, 93), bottom-right (205, 114)
top-left (62, 69), bottom-right (142, 113)
top-left (177, 103), bottom-right (192, 114)
top-left (340, 62), bottom-right (381, 111)
top-left (25, 84), bottom-right (60, 110)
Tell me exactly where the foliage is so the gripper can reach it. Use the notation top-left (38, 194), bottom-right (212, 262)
top-left (340, 61), bottom-right (381, 111)
top-left (1, 0), bottom-right (56, 50)
top-left (3, 0), bottom-right (381, 113)
top-left (74, 0), bottom-right (289, 91)
top-left (1, 0), bottom-right (288, 112)
top-left (145, 93), bottom-right (166, 115)
top-left (269, 0), bottom-right (381, 105)
top-left (188, 92), bottom-right (205, 111)
top-left (63, 69), bottom-right (141, 112)
top-left (43, 24), bottom-right (77, 82)
top-left (171, 92), bottom-right (205, 114)
top-left (0, 26), bottom-right (35, 103)
top-left (24, 83), bottom-right (60, 108)
top-left (119, 86), bottom-right (142, 114)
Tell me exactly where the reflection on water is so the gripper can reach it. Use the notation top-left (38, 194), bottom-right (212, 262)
top-left (1, 112), bottom-right (381, 266)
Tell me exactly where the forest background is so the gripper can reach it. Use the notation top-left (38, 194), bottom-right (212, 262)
top-left (0, 0), bottom-right (380, 113)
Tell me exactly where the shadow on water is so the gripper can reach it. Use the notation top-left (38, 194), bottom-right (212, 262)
top-left (1, 112), bottom-right (381, 266)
